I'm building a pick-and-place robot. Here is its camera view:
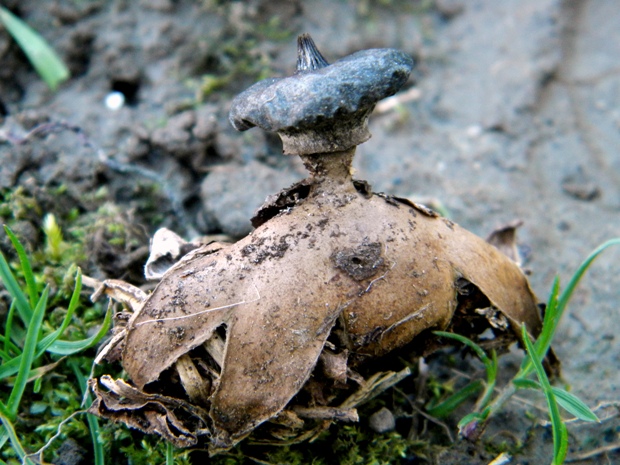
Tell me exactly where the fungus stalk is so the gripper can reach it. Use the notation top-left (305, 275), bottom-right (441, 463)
top-left (299, 149), bottom-right (356, 191)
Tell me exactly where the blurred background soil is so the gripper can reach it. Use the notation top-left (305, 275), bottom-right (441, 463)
top-left (0, 0), bottom-right (618, 463)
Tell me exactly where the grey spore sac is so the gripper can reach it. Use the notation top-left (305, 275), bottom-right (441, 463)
top-left (229, 34), bottom-right (414, 155)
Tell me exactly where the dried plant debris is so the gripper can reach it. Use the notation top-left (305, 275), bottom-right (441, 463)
top-left (485, 220), bottom-right (524, 266)
top-left (87, 35), bottom-right (551, 454)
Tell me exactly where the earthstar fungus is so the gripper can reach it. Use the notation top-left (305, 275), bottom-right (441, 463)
top-left (88, 35), bottom-right (550, 453)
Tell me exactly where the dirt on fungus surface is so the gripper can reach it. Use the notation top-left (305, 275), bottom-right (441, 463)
top-left (1, 1), bottom-right (619, 464)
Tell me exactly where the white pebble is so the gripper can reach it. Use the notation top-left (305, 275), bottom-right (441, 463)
top-left (105, 91), bottom-right (125, 110)
top-left (368, 407), bottom-right (395, 433)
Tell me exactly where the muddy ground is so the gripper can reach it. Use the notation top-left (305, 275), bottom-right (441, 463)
top-left (1, 0), bottom-right (619, 464)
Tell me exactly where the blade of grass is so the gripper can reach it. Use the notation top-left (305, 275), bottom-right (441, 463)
top-left (2, 301), bottom-right (19, 360)
top-left (69, 360), bottom-right (104, 465)
top-left (0, 399), bottom-right (11, 418)
top-left (475, 349), bottom-right (497, 410)
top-left (458, 411), bottom-right (482, 430)
top-left (0, 429), bottom-right (7, 455)
top-left (0, 347), bottom-right (11, 361)
top-left (6, 286), bottom-right (48, 418)
top-left (166, 442), bottom-right (174, 465)
top-left (0, 305), bottom-right (110, 381)
top-left (522, 325), bottom-right (567, 465)
top-left (426, 379), bottom-right (483, 418)
top-left (513, 378), bottom-right (539, 390)
top-left (36, 270), bottom-right (82, 352)
top-left (0, 339), bottom-right (20, 362)
top-left (22, 358), bottom-right (65, 384)
top-left (0, 411), bottom-right (36, 465)
top-left (0, 6), bottom-right (69, 90)
top-left (514, 379), bottom-right (598, 423)
top-left (518, 277), bottom-right (560, 378)
top-left (433, 330), bottom-right (497, 411)
top-left (552, 389), bottom-right (599, 423)
top-left (521, 238), bottom-right (620, 377)
top-left (4, 226), bottom-right (38, 308)
top-left (0, 304), bottom-right (111, 381)
top-left (0, 355), bottom-right (27, 381)
top-left (433, 331), bottom-right (493, 372)
top-left (557, 238), bottom-right (620, 323)
top-left (46, 304), bottom-right (112, 355)
top-left (0, 249), bottom-right (33, 324)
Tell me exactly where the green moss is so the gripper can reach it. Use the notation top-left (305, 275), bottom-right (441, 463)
top-left (0, 187), bottom-right (42, 221)
top-left (484, 433), bottom-right (523, 457)
top-left (257, 16), bottom-right (293, 42)
top-left (260, 425), bottom-right (426, 465)
top-left (192, 37), bottom-right (276, 103)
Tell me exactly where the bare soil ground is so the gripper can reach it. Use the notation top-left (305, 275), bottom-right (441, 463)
top-left (1, 1), bottom-right (619, 463)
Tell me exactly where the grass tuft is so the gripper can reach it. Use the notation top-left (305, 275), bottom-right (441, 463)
top-left (432, 238), bottom-right (619, 464)
top-left (0, 226), bottom-right (109, 462)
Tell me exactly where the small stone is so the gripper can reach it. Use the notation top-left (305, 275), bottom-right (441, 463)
top-left (105, 91), bottom-right (125, 110)
top-left (53, 438), bottom-right (87, 465)
top-left (561, 181), bottom-right (600, 201)
top-left (368, 407), bottom-right (395, 433)
top-left (435, 0), bottom-right (465, 18)
top-left (201, 161), bottom-right (299, 237)
top-left (561, 169), bottom-right (601, 201)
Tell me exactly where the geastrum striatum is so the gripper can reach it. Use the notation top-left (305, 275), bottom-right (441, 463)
top-left (88, 34), bottom-right (548, 454)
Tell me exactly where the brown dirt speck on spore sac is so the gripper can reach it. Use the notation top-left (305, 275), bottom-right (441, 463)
top-left (331, 241), bottom-right (385, 281)
top-left (240, 234), bottom-right (293, 264)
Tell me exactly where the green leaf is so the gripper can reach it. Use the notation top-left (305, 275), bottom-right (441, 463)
top-left (433, 331), bottom-right (497, 411)
top-left (0, 281), bottom-right (106, 382)
top-left (522, 326), bottom-right (567, 465)
top-left (552, 388), bottom-right (599, 423)
top-left (2, 301), bottom-right (19, 360)
top-left (457, 410), bottom-right (485, 431)
top-left (558, 238), bottom-right (620, 318)
top-left (557, 422), bottom-right (568, 465)
top-left (4, 226), bottom-right (38, 308)
top-left (0, 428), bottom-right (8, 456)
top-left (516, 236), bottom-right (620, 411)
top-left (0, 399), bottom-right (11, 418)
top-left (518, 277), bottom-right (560, 378)
top-left (46, 304), bottom-right (112, 355)
top-left (512, 378), bottom-right (540, 390)
top-left (0, 244), bottom-right (33, 324)
top-left (35, 270), bottom-right (82, 353)
top-left (69, 360), bottom-right (104, 465)
top-left (0, 354), bottom-right (24, 381)
top-left (6, 286), bottom-right (48, 417)
top-left (0, 348), bottom-right (11, 361)
top-left (426, 380), bottom-right (483, 418)
top-left (0, 6), bottom-right (69, 90)
top-left (166, 442), bottom-right (174, 465)
top-left (513, 378), bottom-right (598, 423)
top-left (521, 238), bottom-right (620, 378)
top-left (0, 412), bottom-right (36, 465)
top-left (433, 331), bottom-right (493, 370)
